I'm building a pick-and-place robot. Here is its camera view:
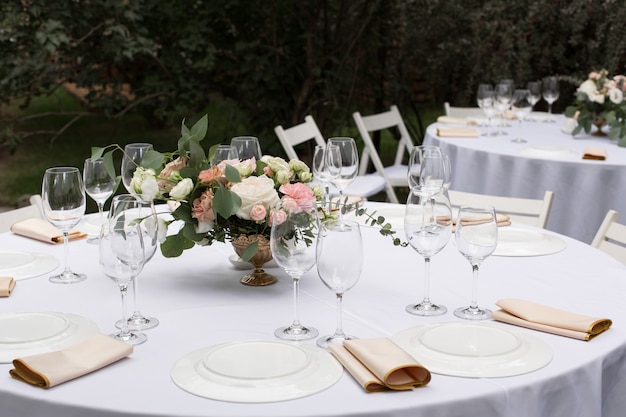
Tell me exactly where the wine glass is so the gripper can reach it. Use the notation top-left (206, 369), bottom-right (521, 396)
top-left (109, 194), bottom-right (160, 331)
top-left (83, 157), bottom-right (116, 244)
top-left (326, 137), bottom-right (358, 222)
top-left (316, 219), bottom-right (363, 348)
top-left (42, 167), bottom-right (87, 284)
top-left (211, 144), bottom-right (239, 165)
top-left (121, 143), bottom-right (154, 194)
top-left (230, 136), bottom-right (262, 160)
top-left (270, 202), bottom-right (320, 341)
top-left (511, 89), bottom-right (532, 143)
top-left (407, 145), bottom-right (443, 192)
top-left (527, 81), bottom-right (542, 112)
top-left (542, 76), bottom-right (560, 122)
top-left (99, 224), bottom-right (147, 345)
top-left (494, 83), bottom-right (514, 135)
top-left (454, 205), bottom-right (498, 320)
top-left (477, 84), bottom-right (496, 135)
top-left (312, 145), bottom-right (331, 211)
top-left (404, 189), bottom-right (452, 316)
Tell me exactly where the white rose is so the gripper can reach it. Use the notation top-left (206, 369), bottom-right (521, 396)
top-left (275, 170), bottom-right (292, 185)
top-left (131, 167), bottom-right (159, 202)
top-left (169, 177), bottom-right (194, 201)
top-left (609, 88), bottom-right (624, 104)
top-left (261, 156), bottom-right (290, 173)
top-left (578, 79), bottom-right (597, 99)
top-left (231, 176), bottom-right (280, 220)
top-left (289, 159), bottom-right (309, 173)
top-left (592, 93), bottom-right (605, 104)
top-left (299, 171), bottom-right (313, 183)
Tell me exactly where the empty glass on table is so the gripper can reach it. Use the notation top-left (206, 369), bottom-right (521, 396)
top-left (477, 84), bottom-right (496, 135)
top-left (230, 136), bottom-right (262, 160)
top-left (494, 83), bottom-right (514, 135)
top-left (326, 137), bottom-right (359, 223)
top-left (121, 143), bottom-right (153, 195)
top-left (542, 76), bottom-right (560, 122)
top-left (511, 89), bottom-right (532, 143)
top-left (210, 144), bottom-right (239, 165)
top-left (83, 157), bottom-right (116, 244)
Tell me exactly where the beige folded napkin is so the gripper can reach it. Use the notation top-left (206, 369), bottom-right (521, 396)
top-left (328, 337), bottom-right (431, 392)
top-left (492, 298), bottom-right (612, 341)
top-left (436, 127), bottom-right (479, 138)
top-left (10, 217), bottom-right (87, 244)
top-left (438, 214), bottom-right (511, 231)
top-left (0, 277), bottom-right (16, 297)
top-left (10, 334), bottom-right (133, 388)
top-left (436, 116), bottom-right (477, 126)
top-left (582, 146), bottom-right (607, 160)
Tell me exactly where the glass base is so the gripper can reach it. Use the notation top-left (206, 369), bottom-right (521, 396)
top-left (316, 333), bottom-right (357, 349)
top-left (49, 272), bottom-right (87, 284)
top-left (274, 324), bottom-right (318, 341)
top-left (511, 138), bottom-right (527, 143)
top-left (406, 302), bottom-right (447, 316)
top-left (116, 315), bottom-right (159, 331)
top-left (454, 306), bottom-right (492, 320)
top-left (86, 235), bottom-right (100, 244)
top-left (110, 331), bottom-right (147, 346)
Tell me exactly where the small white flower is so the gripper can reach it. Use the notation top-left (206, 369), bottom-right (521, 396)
top-left (131, 167), bottom-right (159, 202)
top-left (169, 177), bottom-right (194, 201)
top-left (609, 88), bottom-right (624, 104)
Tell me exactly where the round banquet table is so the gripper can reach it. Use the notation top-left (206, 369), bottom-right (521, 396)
top-left (423, 114), bottom-right (626, 244)
top-left (1, 203), bottom-right (626, 417)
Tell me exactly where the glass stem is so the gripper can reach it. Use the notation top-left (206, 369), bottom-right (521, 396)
top-left (470, 264), bottom-right (480, 310)
top-left (97, 201), bottom-right (105, 221)
top-left (291, 276), bottom-right (302, 328)
top-left (62, 231), bottom-right (72, 275)
top-left (334, 292), bottom-right (346, 337)
top-left (338, 191), bottom-right (345, 223)
top-left (130, 268), bottom-right (142, 319)
top-left (119, 283), bottom-right (131, 338)
top-left (422, 257), bottom-right (431, 303)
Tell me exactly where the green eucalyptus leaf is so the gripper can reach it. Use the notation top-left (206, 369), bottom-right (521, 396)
top-left (224, 164), bottom-right (242, 183)
top-left (190, 114), bottom-right (208, 141)
top-left (91, 146), bottom-right (106, 160)
top-left (240, 241), bottom-right (258, 262)
top-left (102, 151), bottom-right (116, 181)
top-left (188, 138), bottom-right (205, 168)
top-left (207, 144), bottom-right (219, 164)
top-left (180, 118), bottom-right (190, 137)
top-left (182, 222), bottom-right (206, 241)
top-left (213, 186), bottom-right (241, 218)
top-left (160, 232), bottom-right (195, 258)
top-left (142, 150), bottom-right (165, 170)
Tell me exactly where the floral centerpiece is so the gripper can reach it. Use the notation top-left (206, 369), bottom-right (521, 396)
top-left (565, 69), bottom-right (626, 146)
top-left (93, 115), bottom-right (322, 284)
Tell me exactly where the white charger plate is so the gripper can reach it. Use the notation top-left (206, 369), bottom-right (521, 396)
top-left (493, 227), bottom-right (567, 257)
top-left (171, 340), bottom-right (343, 403)
top-left (519, 145), bottom-right (579, 159)
top-left (392, 322), bottom-right (553, 378)
top-left (0, 250), bottom-right (59, 280)
top-left (0, 311), bottom-right (99, 363)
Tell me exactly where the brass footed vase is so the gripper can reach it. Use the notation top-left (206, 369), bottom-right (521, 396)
top-left (231, 234), bottom-right (277, 286)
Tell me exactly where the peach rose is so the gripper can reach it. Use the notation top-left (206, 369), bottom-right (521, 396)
top-left (198, 166), bottom-right (224, 184)
top-left (192, 190), bottom-right (216, 233)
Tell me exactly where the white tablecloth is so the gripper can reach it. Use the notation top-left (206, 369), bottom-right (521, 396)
top-left (424, 115), bottom-right (626, 243)
top-left (1, 204), bottom-right (626, 417)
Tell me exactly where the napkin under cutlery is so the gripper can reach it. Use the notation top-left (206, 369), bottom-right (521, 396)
top-left (492, 298), bottom-right (612, 341)
top-left (436, 116), bottom-right (478, 126)
top-left (328, 337), bottom-right (431, 392)
top-left (0, 277), bottom-right (16, 297)
top-left (11, 218), bottom-right (87, 244)
top-left (582, 146), bottom-right (607, 160)
top-left (436, 127), bottom-right (480, 138)
top-left (10, 334), bottom-right (133, 388)
top-left (437, 214), bottom-right (511, 231)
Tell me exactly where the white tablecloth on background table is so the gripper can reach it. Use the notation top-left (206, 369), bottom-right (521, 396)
top-left (423, 115), bottom-right (626, 244)
top-left (1, 202), bottom-right (626, 417)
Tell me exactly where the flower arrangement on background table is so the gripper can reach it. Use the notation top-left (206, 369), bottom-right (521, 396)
top-left (565, 69), bottom-right (626, 146)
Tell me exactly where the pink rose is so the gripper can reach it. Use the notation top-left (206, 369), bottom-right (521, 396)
top-left (158, 156), bottom-right (187, 191)
top-left (281, 197), bottom-right (301, 214)
top-left (270, 209), bottom-right (287, 226)
top-left (191, 190), bottom-right (215, 223)
top-left (279, 183), bottom-right (316, 212)
top-left (250, 204), bottom-right (267, 222)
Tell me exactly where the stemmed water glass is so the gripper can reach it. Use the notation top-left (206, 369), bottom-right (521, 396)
top-left (326, 137), bottom-right (358, 222)
top-left (312, 145), bottom-right (331, 211)
top-left (230, 136), bottom-right (262, 160)
top-left (109, 194), bottom-right (160, 331)
top-left (83, 157), bottom-right (116, 244)
top-left (477, 84), bottom-right (496, 135)
top-left (511, 89), bottom-right (532, 143)
top-left (494, 83), bottom-right (514, 135)
top-left (270, 201), bottom-right (320, 341)
top-left (211, 144), bottom-right (239, 165)
top-left (404, 189), bottom-right (452, 316)
top-left (454, 205), bottom-right (498, 320)
top-left (316, 219), bottom-right (363, 348)
top-left (42, 167), bottom-right (87, 284)
top-left (542, 76), bottom-right (560, 122)
top-left (99, 224), bottom-right (147, 345)
top-left (407, 145), bottom-right (443, 192)
top-left (121, 143), bottom-right (153, 195)
top-left (527, 81), bottom-right (542, 113)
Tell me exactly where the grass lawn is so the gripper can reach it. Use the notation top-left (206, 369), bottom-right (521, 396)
top-left (0, 90), bottom-right (444, 211)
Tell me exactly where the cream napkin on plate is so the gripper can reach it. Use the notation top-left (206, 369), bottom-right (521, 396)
top-left (492, 298), bottom-right (612, 341)
top-left (10, 334), bottom-right (133, 388)
top-left (0, 277), bottom-right (16, 297)
top-left (10, 217), bottom-right (87, 244)
top-left (328, 337), bottom-right (431, 392)
top-left (436, 116), bottom-right (478, 126)
top-left (437, 214), bottom-right (511, 231)
top-left (436, 127), bottom-right (479, 138)
top-left (582, 146), bottom-right (607, 160)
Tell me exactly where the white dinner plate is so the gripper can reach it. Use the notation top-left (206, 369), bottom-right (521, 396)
top-left (0, 312), bottom-right (100, 363)
top-left (345, 205), bottom-right (406, 230)
top-left (519, 145), bottom-right (579, 159)
top-left (171, 340), bottom-right (343, 403)
top-left (0, 250), bottom-right (59, 280)
top-left (228, 255), bottom-right (277, 270)
top-left (493, 227), bottom-right (567, 257)
top-left (392, 322), bottom-right (553, 378)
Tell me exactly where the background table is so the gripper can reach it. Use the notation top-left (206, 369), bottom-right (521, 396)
top-left (1, 205), bottom-right (626, 417)
top-left (423, 115), bottom-right (626, 243)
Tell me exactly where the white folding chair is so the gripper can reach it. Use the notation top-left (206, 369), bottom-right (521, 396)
top-left (0, 197), bottom-right (44, 233)
top-left (274, 116), bottom-right (387, 199)
top-left (352, 105), bottom-right (415, 204)
top-left (444, 102), bottom-right (484, 118)
top-left (448, 190), bottom-right (554, 228)
top-left (591, 210), bottom-right (626, 265)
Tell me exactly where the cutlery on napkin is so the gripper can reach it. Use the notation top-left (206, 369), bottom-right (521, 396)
top-left (10, 217), bottom-right (87, 244)
top-left (582, 146), bottom-right (607, 160)
top-left (436, 127), bottom-right (480, 138)
top-left (492, 298), bottom-right (612, 341)
top-left (436, 116), bottom-right (478, 126)
top-left (328, 337), bottom-right (431, 392)
top-left (9, 334), bottom-right (133, 388)
top-left (0, 277), bottom-right (16, 297)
